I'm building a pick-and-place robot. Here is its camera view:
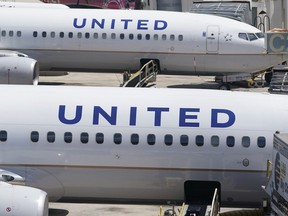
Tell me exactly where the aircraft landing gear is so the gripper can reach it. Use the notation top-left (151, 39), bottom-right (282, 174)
top-left (265, 72), bottom-right (273, 84)
top-left (247, 79), bottom-right (266, 88)
top-left (218, 83), bottom-right (231, 90)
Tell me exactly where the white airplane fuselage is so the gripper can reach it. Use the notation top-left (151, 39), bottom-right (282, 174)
top-left (0, 7), bottom-right (286, 76)
top-left (0, 86), bottom-right (287, 207)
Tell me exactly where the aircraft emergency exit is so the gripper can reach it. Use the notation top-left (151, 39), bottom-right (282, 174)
top-left (0, 85), bottom-right (288, 215)
top-left (0, 5), bottom-right (286, 85)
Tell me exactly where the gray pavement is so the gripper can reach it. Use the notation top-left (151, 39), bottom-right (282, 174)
top-left (39, 72), bottom-right (265, 215)
top-left (49, 203), bottom-right (163, 216)
top-left (39, 72), bottom-right (268, 92)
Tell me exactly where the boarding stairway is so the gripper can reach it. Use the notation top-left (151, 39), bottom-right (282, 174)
top-left (121, 60), bottom-right (158, 87)
top-left (268, 65), bottom-right (288, 94)
top-left (159, 181), bottom-right (220, 216)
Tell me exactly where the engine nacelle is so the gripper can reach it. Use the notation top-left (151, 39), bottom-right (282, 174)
top-left (0, 182), bottom-right (48, 216)
top-left (0, 57), bottom-right (39, 85)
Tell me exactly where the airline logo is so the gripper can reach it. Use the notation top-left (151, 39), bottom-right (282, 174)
top-left (73, 18), bottom-right (168, 30)
top-left (266, 32), bottom-right (288, 53)
top-left (58, 105), bottom-right (236, 128)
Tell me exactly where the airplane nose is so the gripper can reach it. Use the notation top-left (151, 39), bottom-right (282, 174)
top-left (254, 39), bottom-right (267, 53)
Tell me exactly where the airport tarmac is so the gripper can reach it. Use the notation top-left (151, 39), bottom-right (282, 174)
top-left (39, 71), bottom-right (268, 92)
top-left (39, 72), bottom-right (266, 215)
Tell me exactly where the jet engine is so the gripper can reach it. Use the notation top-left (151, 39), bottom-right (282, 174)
top-left (0, 182), bottom-right (48, 216)
top-left (0, 57), bottom-right (39, 85)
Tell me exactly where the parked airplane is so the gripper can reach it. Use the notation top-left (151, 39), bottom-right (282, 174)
top-left (0, 5), bottom-right (286, 86)
top-left (0, 85), bottom-right (287, 215)
top-left (0, 2), bottom-right (69, 9)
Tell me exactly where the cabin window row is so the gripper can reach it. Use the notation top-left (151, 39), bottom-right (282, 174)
top-left (26, 131), bottom-right (267, 148)
top-left (31, 31), bottom-right (184, 41)
top-left (1, 30), bottom-right (21, 37)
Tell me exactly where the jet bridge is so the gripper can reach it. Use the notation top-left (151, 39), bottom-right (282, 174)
top-left (121, 60), bottom-right (158, 87)
top-left (190, 1), bottom-right (252, 24)
top-left (264, 132), bottom-right (288, 216)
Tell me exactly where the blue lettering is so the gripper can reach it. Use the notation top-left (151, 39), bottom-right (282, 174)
top-left (211, 109), bottom-right (235, 128)
top-left (130, 107), bottom-right (137, 126)
top-left (121, 19), bottom-right (133, 29)
top-left (111, 19), bottom-right (116, 29)
top-left (58, 105), bottom-right (82, 124)
top-left (73, 18), bottom-right (167, 30)
top-left (179, 108), bottom-right (200, 127)
top-left (91, 18), bottom-right (105, 29)
top-left (154, 20), bottom-right (167, 30)
top-left (147, 107), bottom-right (169, 126)
top-left (137, 20), bottom-right (149, 30)
top-left (58, 105), bottom-right (236, 128)
top-left (93, 106), bottom-right (117, 125)
top-left (73, 18), bottom-right (86, 29)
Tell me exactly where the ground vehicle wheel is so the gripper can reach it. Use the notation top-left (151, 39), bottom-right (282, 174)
top-left (218, 83), bottom-right (231, 90)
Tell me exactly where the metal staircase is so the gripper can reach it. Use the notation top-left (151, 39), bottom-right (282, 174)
top-left (269, 65), bottom-right (288, 94)
top-left (121, 60), bottom-right (158, 87)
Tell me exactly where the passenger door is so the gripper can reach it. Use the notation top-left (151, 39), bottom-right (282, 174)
top-left (206, 25), bottom-right (219, 53)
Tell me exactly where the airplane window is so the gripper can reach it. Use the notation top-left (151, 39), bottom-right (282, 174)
top-left (256, 32), bottom-right (264, 38)
top-left (164, 134), bottom-right (173, 146)
top-left (211, 135), bottom-right (219, 147)
top-left (114, 133), bottom-right (122, 144)
top-left (42, 32), bottom-right (47, 38)
top-left (226, 136), bottom-right (235, 147)
top-left (93, 33), bottom-right (98, 39)
top-left (147, 134), bottom-right (155, 145)
top-left (1, 31), bottom-right (6, 37)
top-left (242, 136), bottom-right (250, 148)
top-left (180, 135), bottom-right (189, 146)
top-left (33, 31), bottom-right (38, 37)
top-left (257, 136), bottom-right (266, 148)
top-left (31, 131), bottom-right (39, 143)
top-left (145, 34), bottom-right (150, 40)
top-left (111, 33), bottom-right (116, 39)
top-left (131, 133), bottom-right (139, 145)
top-left (195, 135), bottom-right (204, 146)
top-left (247, 33), bottom-right (257, 41)
top-left (64, 132), bottom-right (72, 143)
top-left (77, 32), bottom-right (82, 39)
top-left (47, 131), bottom-right (55, 143)
top-left (68, 32), bottom-right (73, 38)
top-left (0, 130), bottom-right (7, 142)
top-left (102, 33), bottom-right (107, 39)
top-left (51, 32), bottom-right (56, 38)
top-left (85, 32), bottom-right (90, 39)
top-left (178, 35), bottom-right (183, 41)
top-left (162, 34), bottom-right (167, 40)
top-left (9, 31), bottom-right (13, 37)
top-left (129, 33), bottom-right (134, 40)
top-left (137, 34), bottom-right (142, 40)
top-left (120, 33), bottom-right (125, 39)
top-left (81, 132), bottom-right (89, 144)
top-left (153, 34), bottom-right (158, 40)
top-left (238, 33), bottom-right (248, 40)
top-left (59, 32), bottom-right (64, 38)
top-left (95, 132), bottom-right (104, 144)
top-left (170, 35), bottom-right (175, 41)
top-left (16, 31), bottom-right (21, 37)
